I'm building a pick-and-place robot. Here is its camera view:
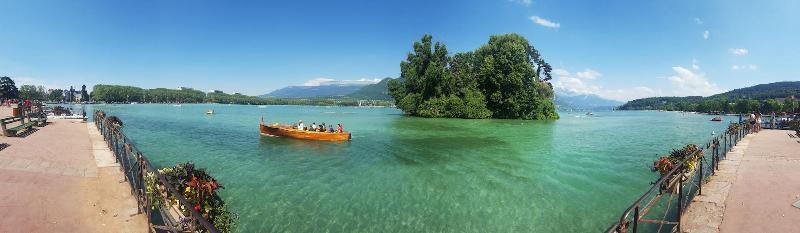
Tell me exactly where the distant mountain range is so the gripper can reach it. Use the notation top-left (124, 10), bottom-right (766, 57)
top-left (260, 78), bottom-right (393, 99)
top-left (555, 93), bottom-right (624, 110)
top-left (261, 85), bottom-right (366, 98)
top-left (260, 77), bottom-right (625, 110)
top-left (346, 78), bottom-right (393, 100)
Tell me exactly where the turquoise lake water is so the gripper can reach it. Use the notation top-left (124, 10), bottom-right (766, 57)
top-left (87, 104), bottom-right (736, 232)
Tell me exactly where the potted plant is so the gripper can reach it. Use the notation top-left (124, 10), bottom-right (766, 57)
top-left (651, 144), bottom-right (703, 193)
top-left (158, 162), bottom-right (238, 233)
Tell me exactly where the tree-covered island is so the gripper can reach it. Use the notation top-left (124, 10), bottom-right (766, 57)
top-left (388, 34), bottom-right (559, 120)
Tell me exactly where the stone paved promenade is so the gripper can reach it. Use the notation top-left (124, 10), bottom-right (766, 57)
top-left (683, 129), bottom-right (800, 233)
top-left (0, 107), bottom-right (146, 232)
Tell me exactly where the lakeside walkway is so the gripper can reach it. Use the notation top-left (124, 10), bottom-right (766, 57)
top-left (683, 129), bottom-right (800, 233)
top-left (0, 107), bottom-right (146, 232)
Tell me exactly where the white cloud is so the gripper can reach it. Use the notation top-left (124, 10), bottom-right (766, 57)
top-left (694, 17), bottom-right (704, 25)
top-left (597, 86), bottom-right (663, 102)
top-left (510, 0), bottom-right (532, 6)
top-left (703, 30), bottom-right (709, 40)
top-left (730, 48), bottom-right (749, 56)
top-left (12, 76), bottom-right (65, 90)
top-left (302, 77), bottom-right (380, 86)
top-left (302, 78), bottom-right (336, 86)
top-left (553, 60), bottom-right (724, 101)
top-left (552, 68), bottom-right (570, 76)
top-left (665, 66), bottom-right (721, 96)
top-left (552, 77), bottom-right (601, 96)
top-left (731, 64), bottom-right (758, 71)
top-left (529, 16), bottom-right (560, 28)
top-left (551, 67), bottom-right (659, 101)
top-left (575, 69), bottom-right (601, 80)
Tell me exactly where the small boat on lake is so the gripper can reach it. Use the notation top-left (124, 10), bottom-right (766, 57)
top-left (259, 120), bottom-right (351, 141)
top-left (206, 109), bottom-right (215, 114)
top-left (711, 116), bottom-right (722, 121)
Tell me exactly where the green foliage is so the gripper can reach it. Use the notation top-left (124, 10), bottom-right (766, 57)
top-left (146, 88), bottom-right (206, 103)
top-left (144, 171), bottom-right (163, 209)
top-left (708, 81), bottom-right (800, 100)
top-left (19, 85), bottom-right (47, 100)
top-left (91, 84), bottom-right (393, 106)
top-left (618, 81), bottom-right (800, 113)
top-left (0, 76), bottom-right (20, 100)
top-left (48, 89), bottom-right (64, 102)
top-left (92, 85), bottom-right (145, 102)
top-left (388, 34), bottom-right (558, 120)
top-left (762, 99), bottom-right (783, 112)
top-left (159, 162), bottom-right (238, 233)
top-left (785, 98), bottom-right (799, 113)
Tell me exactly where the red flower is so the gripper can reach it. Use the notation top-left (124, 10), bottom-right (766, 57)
top-left (189, 175), bottom-right (199, 188)
top-left (194, 204), bottom-right (201, 212)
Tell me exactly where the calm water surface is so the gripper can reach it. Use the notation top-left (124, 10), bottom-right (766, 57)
top-left (88, 104), bottom-right (735, 232)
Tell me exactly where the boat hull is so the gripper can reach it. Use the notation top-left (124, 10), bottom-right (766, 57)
top-left (260, 123), bottom-right (351, 141)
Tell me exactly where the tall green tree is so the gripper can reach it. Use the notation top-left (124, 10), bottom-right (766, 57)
top-left (0, 76), bottom-right (20, 100)
top-left (784, 98), bottom-right (798, 113)
top-left (388, 34), bottom-right (557, 120)
top-left (48, 89), bottom-right (64, 102)
top-left (762, 99), bottom-right (782, 113)
top-left (19, 85), bottom-right (47, 100)
top-left (473, 34), bottom-right (557, 119)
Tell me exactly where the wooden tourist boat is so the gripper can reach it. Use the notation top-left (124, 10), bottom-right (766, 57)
top-left (259, 121), bottom-right (351, 141)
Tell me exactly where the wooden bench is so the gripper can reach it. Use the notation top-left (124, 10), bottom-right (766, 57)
top-left (0, 116), bottom-right (35, 137)
top-left (27, 112), bottom-right (48, 127)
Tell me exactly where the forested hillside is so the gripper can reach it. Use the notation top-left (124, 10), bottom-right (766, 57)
top-left (347, 78), bottom-right (393, 100)
top-left (618, 81), bottom-right (800, 113)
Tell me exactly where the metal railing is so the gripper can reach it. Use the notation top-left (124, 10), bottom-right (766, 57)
top-left (94, 111), bottom-right (220, 233)
top-left (606, 122), bottom-right (751, 233)
top-left (761, 113), bottom-right (800, 129)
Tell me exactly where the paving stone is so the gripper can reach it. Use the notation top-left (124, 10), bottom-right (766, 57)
top-left (683, 130), bottom-right (800, 233)
top-left (0, 114), bottom-right (147, 232)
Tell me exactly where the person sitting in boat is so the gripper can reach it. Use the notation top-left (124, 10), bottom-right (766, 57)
top-left (327, 126), bottom-right (335, 133)
top-left (297, 120), bottom-right (304, 130)
top-left (311, 122), bottom-right (317, 131)
top-left (319, 123), bottom-right (326, 132)
top-left (337, 124), bottom-right (344, 133)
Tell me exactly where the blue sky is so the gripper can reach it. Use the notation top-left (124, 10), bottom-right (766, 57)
top-left (1, 0), bottom-right (798, 100)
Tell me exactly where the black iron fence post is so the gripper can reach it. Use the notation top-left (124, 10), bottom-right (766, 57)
top-left (633, 205), bottom-right (639, 233)
top-left (91, 111), bottom-right (222, 233)
top-left (698, 157), bottom-right (703, 195)
top-left (677, 177), bottom-right (683, 232)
